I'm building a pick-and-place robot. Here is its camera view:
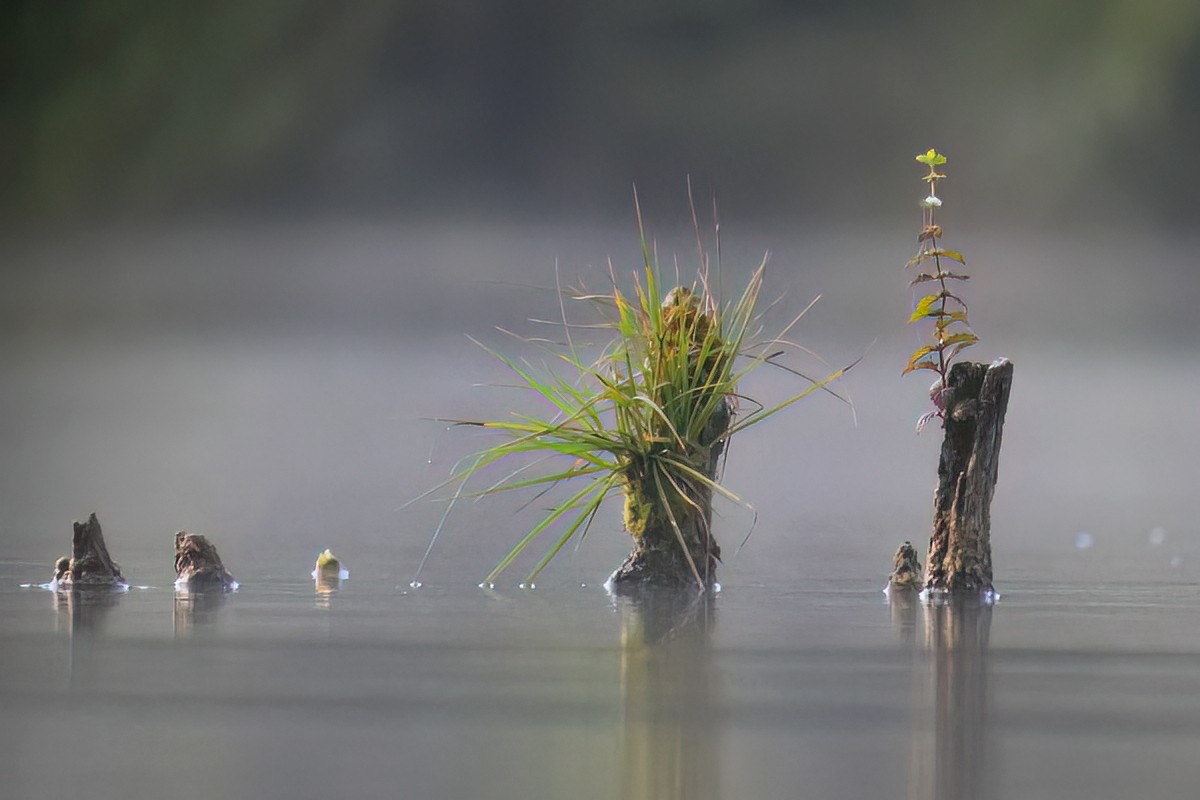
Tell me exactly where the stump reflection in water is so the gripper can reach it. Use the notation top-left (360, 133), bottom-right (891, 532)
top-left (617, 588), bottom-right (719, 800)
top-left (52, 585), bottom-right (124, 688)
top-left (894, 594), bottom-right (995, 800)
top-left (173, 589), bottom-right (228, 637)
top-left (53, 585), bottom-right (123, 634)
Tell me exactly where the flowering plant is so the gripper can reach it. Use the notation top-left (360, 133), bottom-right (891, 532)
top-left (904, 149), bottom-right (979, 432)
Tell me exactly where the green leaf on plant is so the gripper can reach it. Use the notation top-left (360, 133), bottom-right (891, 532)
top-left (927, 248), bottom-right (966, 264)
top-left (902, 354), bottom-right (942, 375)
top-left (916, 149), bottom-right (947, 167)
top-left (909, 293), bottom-right (941, 323)
top-left (935, 310), bottom-right (970, 327)
top-left (937, 331), bottom-right (979, 349)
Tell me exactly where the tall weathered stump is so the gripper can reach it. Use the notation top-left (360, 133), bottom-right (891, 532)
top-left (924, 359), bottom-right (1012, 596)
top-left (54, 512), bottom-right (126, 588)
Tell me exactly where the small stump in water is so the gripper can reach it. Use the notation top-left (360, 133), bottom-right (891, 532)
top-left (313, 548), bottom-right (348, 596)
top-left (53, 512), bottom-right (127, 589)
top-left (924, 358), bottom-right (1013, 597)
top-left (174, 531), bottom-right (237, 592)
top-left (888, 541), bottom-right (924, 590)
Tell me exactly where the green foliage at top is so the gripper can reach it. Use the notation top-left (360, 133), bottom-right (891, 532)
top-left (904, 149), bottom-right (979, 431)
top-left (414, 203), bottom-right (849, 588)
top-left (915, 148), bottom-right (946, 169)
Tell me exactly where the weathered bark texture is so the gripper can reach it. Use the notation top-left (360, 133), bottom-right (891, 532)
top-left (607, 399), bottom-right (729, 594)
top-left (174, 531), bottom-right (237, 592)
top-left (925, 359), bottom-right (1013, 595)
top-left (53, 512), bottom-right (126, 587)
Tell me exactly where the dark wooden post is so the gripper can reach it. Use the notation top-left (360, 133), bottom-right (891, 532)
top-left (924, 359), bottom-right (1012, 596)
top-left (53, 512), bottom-right (126, 588)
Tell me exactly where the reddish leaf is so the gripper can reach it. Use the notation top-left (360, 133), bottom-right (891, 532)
top-left (915, 411), bottom-right (941, 434)
top-left (940, 291), bottom-right (968, 311)
top-left (946, 340), bottom-right (978, 362)
top-left (907, 250), bottom-right (938, 267)
top-left (903, 345), bottom-right (943, 374)
top-left (934, 310), bottom-right (970, 327)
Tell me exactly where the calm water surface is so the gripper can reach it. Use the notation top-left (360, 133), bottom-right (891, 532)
top-left (5, 568), bottom-right (1200, 800)
top-left (3, 221), bottom-right (1200, 799)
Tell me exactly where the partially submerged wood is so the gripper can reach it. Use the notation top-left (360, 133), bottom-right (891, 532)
top-left (607, 286), bottom-right (732, 594)
top-left (888, 540), bottom-right (924, 590)
top-left (607, 398), bottom-right (729, 595)
top-left (924, 359), bottom-right (1013, 596)
top-left (174, 531), bottom-right (237, 592)
top-left (53, 512), bottom-right (127, 588)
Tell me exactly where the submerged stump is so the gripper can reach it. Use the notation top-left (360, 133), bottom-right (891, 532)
top-left (53, 512), bottom-right (126, 588)
top-left (606, 286), bottom-right (732, 594)
top-left (889, 540), bottom-right (924, 590)
top-left (174, 531), bottom-right (237, 592)
top-left (607, 397), bottom-right (730, 595)
top-left (924, 359), bottom-right (1013, 596)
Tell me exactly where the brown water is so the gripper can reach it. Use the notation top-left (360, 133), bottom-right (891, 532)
top-left (3, 220), bottom-right (1200, 799)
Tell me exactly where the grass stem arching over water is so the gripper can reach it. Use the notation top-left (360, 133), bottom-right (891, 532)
top-left (414, 201), bottom-right (851, 590)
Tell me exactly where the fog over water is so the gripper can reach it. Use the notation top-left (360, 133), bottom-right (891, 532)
top-left (3, 216), bottom-right (1198, 578)
top-left (5, 3), bottom-right (1200, 798)
top-left (3, 209), bottom-right (1200, 800)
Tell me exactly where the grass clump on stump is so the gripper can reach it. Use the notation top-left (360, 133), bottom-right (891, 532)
top-left (898, 150), bottom-right (1013, 599)
top-left (416, 200), bottom-right (848, 593)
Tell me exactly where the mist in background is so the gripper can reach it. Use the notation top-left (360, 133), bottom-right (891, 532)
top-left (3, 0), bottom-right (1200, 226)
top-left (2, 0), bottom-right (1200, 583)
top-left (6, 11), bottom-right (1200, 799)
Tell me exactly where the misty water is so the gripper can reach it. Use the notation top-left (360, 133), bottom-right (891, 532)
top-left (3, 219), bottom-right (1200, 799)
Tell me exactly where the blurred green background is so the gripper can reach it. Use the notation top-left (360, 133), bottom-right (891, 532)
top-left (4, 0), bottom-right (1199, 227)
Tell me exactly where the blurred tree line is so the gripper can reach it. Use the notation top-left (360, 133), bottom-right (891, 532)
top-left (2, 0), bottom-right (1199, 226)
